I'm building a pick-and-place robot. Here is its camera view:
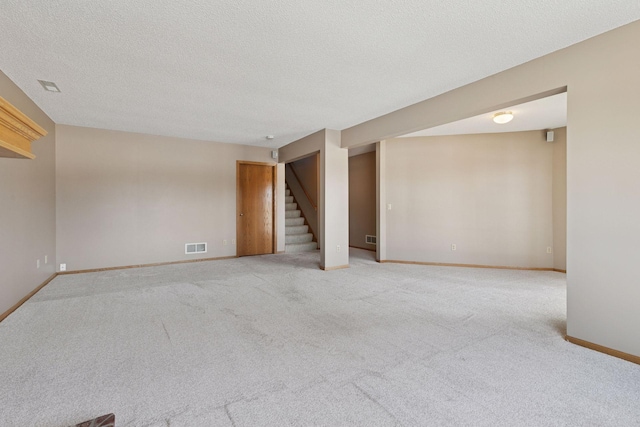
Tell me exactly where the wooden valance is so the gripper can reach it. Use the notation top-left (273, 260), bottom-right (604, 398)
top-left (0, 95), bottom-right (48, 159)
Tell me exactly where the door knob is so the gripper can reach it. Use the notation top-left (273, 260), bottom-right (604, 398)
top-left (239, 213), bottom-right (244, 216)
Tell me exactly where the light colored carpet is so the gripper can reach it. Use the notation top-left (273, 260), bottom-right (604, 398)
top-left (0, 249), bottom-right (638, 426)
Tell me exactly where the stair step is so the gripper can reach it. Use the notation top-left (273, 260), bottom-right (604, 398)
top-left (285, 189), bottom-right (290, 196)
top-left (285, 217), bottom-right (305, 226)
top-left (285, 233), bottom-right (313, 244)
top-left (285, 196), bottom-right (294, 203)
top-left (286, 224), bottom-right (309, 235)
top-left (285, 202), bottom-right (297, 211)
top-left (285, 210), bottom-right (301, 218)
top-left (285, 241), bottom-right (318, 253)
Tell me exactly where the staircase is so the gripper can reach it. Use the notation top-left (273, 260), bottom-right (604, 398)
top-left (285, 184), bottom-right (318, 253)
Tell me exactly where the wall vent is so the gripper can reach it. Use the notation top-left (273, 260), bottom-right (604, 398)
top-left (366, 235), bottom-right (377, 245)
top-left (185, 242), bottom-right (207, 254)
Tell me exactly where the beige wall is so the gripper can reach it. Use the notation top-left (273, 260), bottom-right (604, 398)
top-left (376, 141), bottom-right (387, 262)
top-left (349, 152), bottom-right (376, 250)
top-left (0, 70), bottom-right (56, 316)
top-left (386, 131), bottom-right (555, 268)
top-left (342, 21), bottom-right (640, 357)
top-left (552, 127), bottom-right (567, 271)
top-left (55, 125), bottom-right (276, 271)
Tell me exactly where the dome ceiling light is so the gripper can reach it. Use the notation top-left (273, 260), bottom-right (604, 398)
top-left (493, 111), bottom-right (514, 124)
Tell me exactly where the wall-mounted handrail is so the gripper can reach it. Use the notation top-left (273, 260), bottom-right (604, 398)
top-left (285, 164), bottom-right (318, 243)
top-left (290, 163), bottom-right (317, 211)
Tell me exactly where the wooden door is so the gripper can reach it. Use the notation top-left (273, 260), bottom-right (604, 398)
top-left (237, 161), bottom-right (275, 256)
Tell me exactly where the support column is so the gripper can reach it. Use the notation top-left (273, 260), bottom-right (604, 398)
top-left (376, 140), bottom-right (387, 262)
top-left (320, 129), bottom-right (349, 270)
top-left (278, 129), bottom-right (349, 270)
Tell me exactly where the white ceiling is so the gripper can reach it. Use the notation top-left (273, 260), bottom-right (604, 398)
top-left (398, 92), bottom-right (567, 138)
top-left (1, 2), bottom-right (638, 148)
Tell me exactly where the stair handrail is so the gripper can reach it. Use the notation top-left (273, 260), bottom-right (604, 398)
top-left (285, 164), bottom-right (318, 245)
top-left (289, 163), bottom-right (317, 211)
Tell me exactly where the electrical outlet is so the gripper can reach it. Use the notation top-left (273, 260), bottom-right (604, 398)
top-left (232, 239), bottom-right (236, 245)
top-left (60, 263), bottom-right (66, 272)
top-left (337, 245), bottom-right (341, 252)
top-left (451, 244), bottom-right (457, 251)
top-left (387, 204), bottom-right (392, 210)
top-left (37, 259), bottom-right (40, 269)
top-left (45, 255), bottom-right (48, 264)
top-left (223, 239), bottom-right (227, 246)
top-left (547, 247), bottom-right (552, 254)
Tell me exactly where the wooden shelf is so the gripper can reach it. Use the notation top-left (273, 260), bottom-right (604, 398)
top-left (0, 96), bottom-right (47, 159)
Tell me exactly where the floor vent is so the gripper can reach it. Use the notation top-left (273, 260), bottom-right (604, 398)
top-left (185, 243), bottom-right (207, 254)
top-left (366, 235), bottom-right (377, 245)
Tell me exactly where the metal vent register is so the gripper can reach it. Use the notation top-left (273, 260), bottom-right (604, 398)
top-left (185, 243), bottom-right (207, 254)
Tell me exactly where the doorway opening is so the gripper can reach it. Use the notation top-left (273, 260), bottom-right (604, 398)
top-left (348, 145), bottom-right (377, 263)
top-left (384, 90), bottom-right (568, 332)
top-left (391, 91), bottom-right (567, 272)
top-left (283, 152), bottom-right (320, 256)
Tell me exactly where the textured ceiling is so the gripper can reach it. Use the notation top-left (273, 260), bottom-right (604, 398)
top-left (400, 93), bottom-right (567, 137)
top-left (1, 2), bottom-right (638, 148)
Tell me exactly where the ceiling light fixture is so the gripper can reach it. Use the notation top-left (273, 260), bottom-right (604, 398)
top-left (38, 80), bottom-right (61, 93)
top-left (266, 135), bottom-right (274, 140)
top-left (493, 111), bottom-right (513, 124)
